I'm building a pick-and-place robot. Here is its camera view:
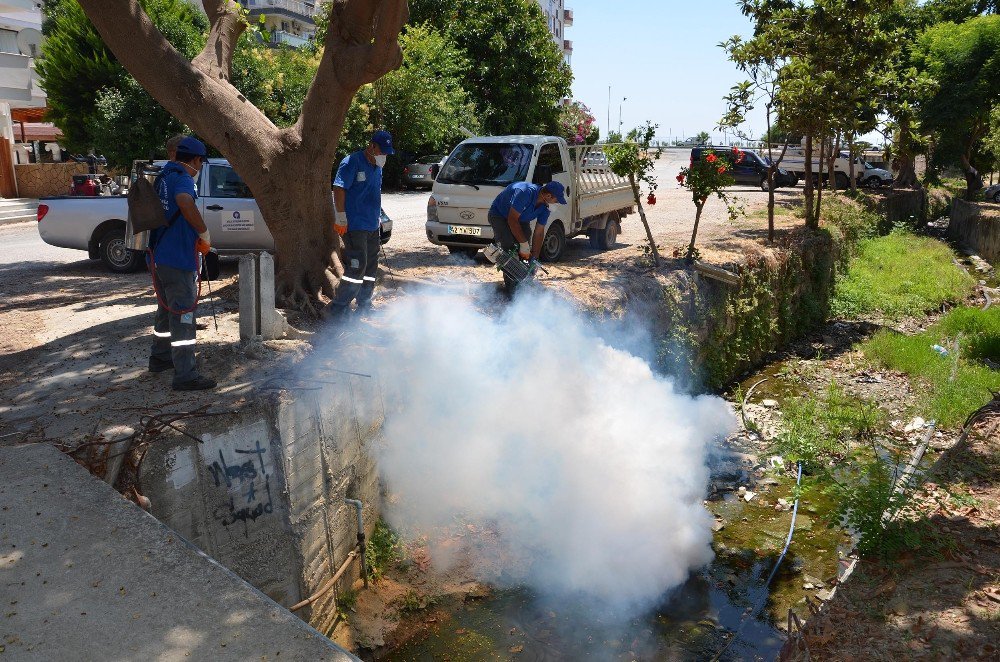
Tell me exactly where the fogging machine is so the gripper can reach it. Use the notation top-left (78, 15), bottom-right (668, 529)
top-left (483, 243), bottom-right (547, 285)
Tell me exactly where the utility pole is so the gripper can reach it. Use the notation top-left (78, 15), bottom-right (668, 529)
top-left (618, 97), bottom-right (626, 132)
top-left (607, 85), bottom-right (611, 140)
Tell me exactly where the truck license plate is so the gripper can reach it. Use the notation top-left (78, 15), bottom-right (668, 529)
top-left (412, 174), bottom-right (425, 178)
top-left (449, 225), bottom-right (481, 236)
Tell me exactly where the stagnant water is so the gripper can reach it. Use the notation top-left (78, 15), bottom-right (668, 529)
top-left (381, 356), bottom-right (857, 661)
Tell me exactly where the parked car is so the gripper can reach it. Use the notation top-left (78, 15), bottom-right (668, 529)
top-left (858, 161), bottom-right (894, 188)
top-left (37, 158), bottom-right (392, 273)
top-left (985, 183), bottom-right (1000, 203)
top-left (402, 155), bottom-right (446, 189)
top-left (690, 147), bottom-right (797, 190)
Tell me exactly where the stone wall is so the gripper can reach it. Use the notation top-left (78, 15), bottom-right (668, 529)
top-left (15, 162), bottom-right (89, 198)
top-left (948, 198), bottom-right (1000, 265)
top-left (140, 369), bottom-right (384, 635)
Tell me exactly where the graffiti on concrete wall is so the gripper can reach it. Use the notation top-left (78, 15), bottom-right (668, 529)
top-left (206, 438), bottom-right (274, 537)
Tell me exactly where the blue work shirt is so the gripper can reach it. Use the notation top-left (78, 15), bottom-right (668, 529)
top-left (334, 150), bottom-right (382, 232)
top-left (488, 182), bottom-right (551, 227)
top-left (150, 160), bottom-right (198, 272)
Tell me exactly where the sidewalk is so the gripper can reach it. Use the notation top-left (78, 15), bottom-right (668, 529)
top-left (0, 443), bottom-right (357, 661)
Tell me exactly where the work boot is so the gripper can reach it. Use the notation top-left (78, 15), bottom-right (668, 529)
top-left (173, 375), bottom-right (217, 391)
top-left (148, 357), bottom-right (174, 373)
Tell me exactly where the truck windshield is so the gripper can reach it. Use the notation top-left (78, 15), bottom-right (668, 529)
top-left (437, 143), bottom-right (532, 187)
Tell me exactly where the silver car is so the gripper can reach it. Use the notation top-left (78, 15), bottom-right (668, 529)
top-left (985, 183), bottom-right (1000, 203)
top-left (402, 155), bottom-right (446, 189)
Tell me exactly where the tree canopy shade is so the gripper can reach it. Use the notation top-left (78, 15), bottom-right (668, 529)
top-left (407, 0), bottom-right (573, 135)
top-left (38, 0), bottom-right (206, 159)
top-left (39, 0), bottom-right (321, 168)
top-left (913, 15), bottom-right (1000, 194)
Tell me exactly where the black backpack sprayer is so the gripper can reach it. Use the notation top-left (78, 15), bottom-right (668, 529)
top-left (482, 243), bottom-right (548, 286)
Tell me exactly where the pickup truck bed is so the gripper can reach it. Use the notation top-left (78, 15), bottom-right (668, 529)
top-left (37, 158), bottom-right (391, 272)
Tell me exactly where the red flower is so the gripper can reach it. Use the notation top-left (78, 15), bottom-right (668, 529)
top-left (676, 173), bottom-right (685, 184)
top-left (705, 153), bottom-right (718, 164)
top-left (717, 166), bottom-right (726, 174)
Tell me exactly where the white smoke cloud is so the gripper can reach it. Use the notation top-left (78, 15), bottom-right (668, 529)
top-left (355, 287), bottom-right (736, 615)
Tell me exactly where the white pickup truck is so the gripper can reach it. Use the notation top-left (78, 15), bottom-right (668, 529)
top-left (425, 136), bottom-right (634, 261)
top-left (37, 158), bottom-right (392, 272)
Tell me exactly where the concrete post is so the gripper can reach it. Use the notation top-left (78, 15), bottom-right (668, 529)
top-left (239, 254), bottom-right (258, 341)
top-left (258, 252), bottom-right (288, 340)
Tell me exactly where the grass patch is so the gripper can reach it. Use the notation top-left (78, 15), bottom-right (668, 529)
top-left (830, 231), bottom-right (974, 320)
top-left (773, 382), bottom-right (885, 470)
top-left (862, 306), bottom-right (1000, 427)
top-left (821, 196), bottom-right (881, 253)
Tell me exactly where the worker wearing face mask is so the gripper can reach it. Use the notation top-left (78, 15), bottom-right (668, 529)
top-left (325, 130), bottom-right (394, 320)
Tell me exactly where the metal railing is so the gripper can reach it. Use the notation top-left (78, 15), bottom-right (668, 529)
top-left (271, 30), bottom-right (312, 47)
top-left (568, 144), bottom-right (629, 196)
top-left (244, 0), bottom-right (316, 17)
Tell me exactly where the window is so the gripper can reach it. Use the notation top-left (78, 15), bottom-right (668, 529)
top-left (437, 143), bottom-right (533, 187)
top-left (0, 29), bottom-right (18, 55)
top-left (537, 143), bottom-right (565, 174)
top-left (207, 166), bottom-right (252, 198)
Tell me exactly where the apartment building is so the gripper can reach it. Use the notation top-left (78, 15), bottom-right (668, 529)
top-left (240, 0), bottom-right (318, 48)
top-left (536, 0), bottom-right (573, 66)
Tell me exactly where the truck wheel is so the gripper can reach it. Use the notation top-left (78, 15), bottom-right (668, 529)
top-left (759, 177), bottom-right (772, 192)
top-left (99, 228), bottom-right (143, 273)
top-left (835, 172), bottom-right (850, 189)
top-left (993, 191), bottom-right (1000, 203)
top-left (588, 215), bottom-right (618, 250)
top-left (540, 222), bottom-right (566, 262)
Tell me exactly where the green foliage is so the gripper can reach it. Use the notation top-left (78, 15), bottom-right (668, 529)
top-left (407, 0), bottom-right (572, 135)
top-left (773, 383), bottom-right (885, 470)
top-left (365, 520), bottom-right (402, 582)
top-left (38, 0), bottom-right (206, 159)
top-left (39, 0), bottom-right (320, 167)
top-left (557, 101), bottom-right (598, 145)
top-left (830, 232), bottom-right (975, 320)
top-left (605, 122), bottom-right (662, 191)
top-left (820, 197), bottom-right (882, 256)
top-left (862, 307), bottom-right (1000, 427)
top-left (913, 15), bottom-right (1000, 190)
top-left (340, 25), bottom-right (478, 158)
top-left (825, 458), bottom-right (927, 561)
top-left (677, 148), bottom-right (737, 206)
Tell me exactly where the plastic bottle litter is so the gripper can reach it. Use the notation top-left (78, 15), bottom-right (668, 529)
top-left (931, 344), bottom-right (949, 356)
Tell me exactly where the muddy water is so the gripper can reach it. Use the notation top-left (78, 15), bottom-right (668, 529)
top-left (382, 359), bottom-right (854, 661)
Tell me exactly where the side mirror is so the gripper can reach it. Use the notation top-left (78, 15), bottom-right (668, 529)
top-left (430, 163), bottom-right (440, 179)
top-left (532, 164), bottom-right (553, 185)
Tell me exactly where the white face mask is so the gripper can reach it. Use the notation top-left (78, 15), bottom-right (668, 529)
top-left (374, 154), bottom-right (387, 168)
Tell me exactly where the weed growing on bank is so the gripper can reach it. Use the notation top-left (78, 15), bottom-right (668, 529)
top-left (772, 383), bottom-right (885, 471)
top-left (366, 520), bottom-right (402, 582)
top-left (862, 307), bottom-right (1000, 427)
top-left (830, 231), bottom-right (974, 321)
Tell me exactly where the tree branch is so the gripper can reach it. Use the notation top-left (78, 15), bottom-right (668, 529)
top-left (193, 0), bottom-right (247, 81)
top-left (295, 0), bottom-right (408, 152)
top-left (77, 0), bottom-right (276, 158)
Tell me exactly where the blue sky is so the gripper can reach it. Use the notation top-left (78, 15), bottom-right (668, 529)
top-left (568, 1), bottom-right (767, 142)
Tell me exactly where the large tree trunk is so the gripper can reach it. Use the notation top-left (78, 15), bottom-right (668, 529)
top-left (815, 138), bottom-right (826, 227)
top-left (77, 0), bottom-right (408, 313)
top-left (960, 136), bottom-right (984, 200)
top-left (804, 135), bottom-right (815, 228)
top-left (848, 132), bottom-right (857, 192)
top-left (894, 116), bottom-right (919, 189)
top-left (827, 133), bottom-right (840, 193)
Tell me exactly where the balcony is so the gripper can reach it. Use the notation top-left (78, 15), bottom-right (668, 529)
top-left (563, 39), bottom-right (573, 53)
top-left (243, 0), bottom-right (316, 21)
top-left (271, 30), bottom-right (312, 48)
top-left (563, 8), bottom-right (573, 26)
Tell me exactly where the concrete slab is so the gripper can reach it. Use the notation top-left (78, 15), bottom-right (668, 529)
top-left (0, 443), bottom-right (357, 661)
